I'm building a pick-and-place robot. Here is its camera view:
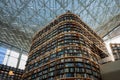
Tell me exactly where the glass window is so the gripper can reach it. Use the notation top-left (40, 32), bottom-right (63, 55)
top-left (21, 54), bottom-right (28, 61)
top-left (10, 50), bottom-right (19, 58)
top-left (0, 42), bottom-right (28, 69)
top-left (7, 56), bottom-right (18, 67)
top-left (2, 55), bottom-right (8, 65)
top-left (0, 47), bottom-right (7, 64)
top-left (0, 54), bottom-right (5, 64)
top-left (18, 60), bottom-right (26, 69)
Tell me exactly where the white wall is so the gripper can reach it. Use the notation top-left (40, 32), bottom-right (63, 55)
top-left (100, 60), bottom-right (120, 80)
top-left (104, 36), bottom-right (120, 61)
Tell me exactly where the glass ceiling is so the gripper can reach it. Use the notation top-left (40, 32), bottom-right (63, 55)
top-left (0, 0), bottom-right (120, 51)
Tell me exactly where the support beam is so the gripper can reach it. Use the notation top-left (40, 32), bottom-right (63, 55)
top-left (78, 0), bottom-right (100, 25)
top-left (96, 13), bottom-right (120, 37)
top-left (103, 24), bottom-right (120, 38)
top-left (0, 21), bottom-right (30, 52)
top-left (16, 48), bottom-right (23, 68)
top-left (10, 0), bottom-right (33, 22)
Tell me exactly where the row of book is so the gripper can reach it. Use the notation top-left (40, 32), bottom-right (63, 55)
top-left (0, 64), bottom-right (24, 80)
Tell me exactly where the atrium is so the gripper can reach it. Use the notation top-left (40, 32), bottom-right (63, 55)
top-left (0, 0), bottom-right (120, 80)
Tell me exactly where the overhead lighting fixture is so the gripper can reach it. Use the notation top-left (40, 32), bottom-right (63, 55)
top-left (8, 70), bottom-right (14, 76)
